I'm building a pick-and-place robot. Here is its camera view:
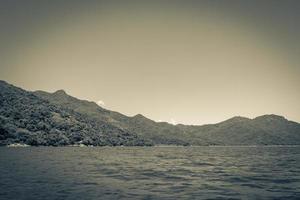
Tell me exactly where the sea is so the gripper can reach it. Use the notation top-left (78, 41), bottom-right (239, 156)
top-left (0, 146), bottom-right (299, 199)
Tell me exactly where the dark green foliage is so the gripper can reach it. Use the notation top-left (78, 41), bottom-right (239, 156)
top-left (1, 80), bottom-right (300, 146)
top-left (0, 80), bottom-right (152, 146)
top-left (35, 83), bottom-right (300, 146)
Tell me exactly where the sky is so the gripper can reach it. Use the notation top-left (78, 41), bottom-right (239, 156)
top-left (0, 0), bottom-right (299, 125)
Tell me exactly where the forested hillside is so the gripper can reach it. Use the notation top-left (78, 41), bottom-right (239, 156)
top-left (1, 80), bottom-right (300, 146)
top-left (0, 81), bottom-right (151, 146)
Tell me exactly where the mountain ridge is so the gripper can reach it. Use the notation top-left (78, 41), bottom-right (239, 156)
top-left (35, 87), bottom-right (295, 126)
top-left (1, 80), bottom-right (300, 146)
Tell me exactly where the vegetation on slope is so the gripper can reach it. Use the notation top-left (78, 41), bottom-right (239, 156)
top-left (0, 81), bottom-right (152, 146)
top-left (1, 80), bottom-right (300, 146)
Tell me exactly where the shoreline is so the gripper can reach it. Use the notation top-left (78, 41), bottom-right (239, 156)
top-left (3, 144), bottom-right (300, 148)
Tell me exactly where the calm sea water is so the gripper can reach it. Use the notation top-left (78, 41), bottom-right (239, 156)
top-left (0, 146), bottom-right (299, 200)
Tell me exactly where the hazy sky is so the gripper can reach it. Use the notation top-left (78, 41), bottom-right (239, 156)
top-left (0, 0), bottom-right (299, 125)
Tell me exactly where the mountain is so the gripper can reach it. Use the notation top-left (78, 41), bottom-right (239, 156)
top-left (1, 80), bottom-right (300, 146)
top-left (35, 89), bottom-right (192, 145)
top-left (0, 81), bottom-right (151, 146)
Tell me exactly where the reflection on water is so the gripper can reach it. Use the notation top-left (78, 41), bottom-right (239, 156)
top-left (0, 146), bottom-right (300, 199)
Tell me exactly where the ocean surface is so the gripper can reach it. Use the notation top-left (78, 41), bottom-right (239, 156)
top-left (0, 146), bottom-right (299, 200)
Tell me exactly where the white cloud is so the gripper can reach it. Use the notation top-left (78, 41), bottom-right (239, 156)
top-left (96, 100), bottom-right (105, 107)
top-left (169, 118), bottom-right (177, 125)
